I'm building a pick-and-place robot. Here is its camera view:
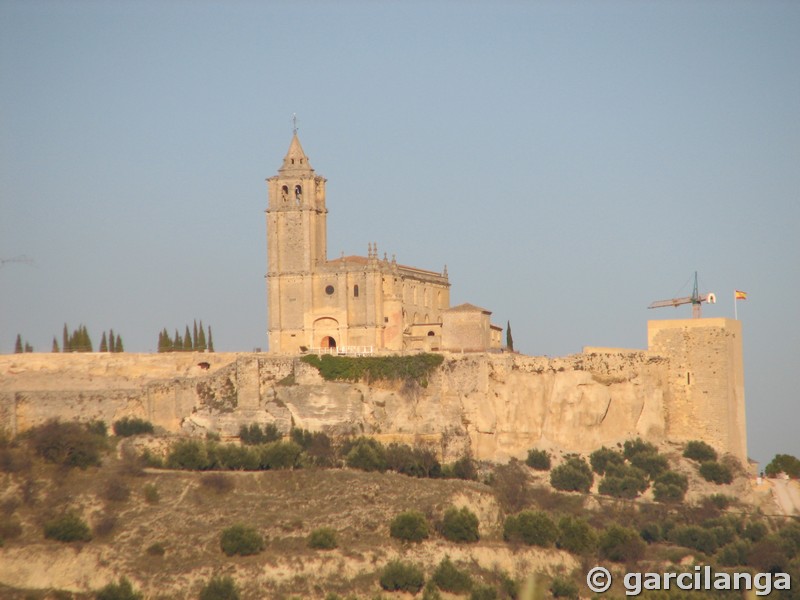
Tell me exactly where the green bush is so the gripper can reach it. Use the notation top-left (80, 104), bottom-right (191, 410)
top-left (683, 440), bottom-right (718, 463)
top-left (598, 463), bottom-right (649, 499)
top-left (557, 516), bottom-right (598, 554)
top-left (699, 461), bottom-right (733, 485)
top-left (669, 525), bottom-right (718, 554)
top-left (345, 437), bottom-right (387, 472)
top-left (743, 521), bottom-right (768, 543)
top-left (431, 557), bottom-right (473, 594)
top-left (199, 576), bottom-right (239, 600)
top-left (146, 542), bottom-right (166, 556)
top-left (95, 577), bottom-right (142, 600)
top-left (450, 455), bottom-right (478, 480)
top-left (112, 417), bottom-right (154, 437)
top-left (550, 456), bottom-right (593, 493)
top-left (525, 448), bottom-right (551, 471)
top-left (716, 540), bottom-right (750, 567)
top-left (503, 510), bottom-right (558, 547)
top-left (705, 494), bottom-right (733, 510)
top-left (490, 461), bottom-right (530, 513)
top-left (390, 511), bottom-right (429, 543)
top-left (239, 423), bottom-right (281, 445)
top-left (44, 513), bottom-right (92, 543)
top-left (598, 525), bottom-right (646, 563)
top-left (623, 438), bottom-right (658, 460)
top-left (379, 560), bottom-right (425, 594)
top-left (640, 522), bottom-right (663, 544)
top-left (653, 471), bottom-right (689, 503)
top-left (385, 443), bottom-right (442, 478)
top-left (301, 353), bottom-right (444, 386)
top-left (220, 524), bottom-right (265, 556)
top-left (166, 439), bottom-right (211, 470)
top-left (439, 507), bottom-right (479, 543)
top-left (308, 527), bottom-right (337, 550)
top-left (550, 576), bottom-right (579, 599)
top-left (765, 453), bottom-right (800, 478)
top-left (257, 440), bottom-right (302, 469)
top-left (589, 446), bottom-right (625, 475)
top-left (27, 419), bottom-right (106, 469)
top-left (470, 584), bottom-right (498, 600)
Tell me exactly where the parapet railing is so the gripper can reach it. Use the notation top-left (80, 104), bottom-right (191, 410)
top-left (310, 346), bottom-right (374, 356)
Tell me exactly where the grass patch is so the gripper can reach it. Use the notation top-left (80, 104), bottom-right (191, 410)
top-left (300, 353), bottom-right (444, 386)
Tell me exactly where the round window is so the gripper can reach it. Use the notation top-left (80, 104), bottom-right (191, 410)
top-left (325, 285), bottom-right (335, 295)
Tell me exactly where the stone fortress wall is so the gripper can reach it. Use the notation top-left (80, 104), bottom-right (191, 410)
top-left (0, 318), bottom-right (747, 463)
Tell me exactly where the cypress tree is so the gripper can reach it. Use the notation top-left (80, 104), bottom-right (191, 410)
top-left (24, 342), bottom-right (33, 353)
top-left (193, 320), bottom-right (199, 351)
top-left (163, 328), bottom-right (172, 352)
top-left (174, 329), bottom-right (182, 351)
top-left (114, 335), bottom-right (123, 353)
top-left (109, 329), bottom-right (115, 352)
top-left (63, 324), bottom-right (70, 353)
top-left (14, 334), bottom-right (23, 354)
top-left (99, 332), bottom-right (108, 352)
top-left (197, 321), bottom-right (207, 352)
top-left (207, 326), bottom-right (214, 352)
top-left (82, 325), bottom-right (93, 352)
top-left (157, 330), bottom-right (165, 353)
top-left (52, 337), bottom-right (59, 353)
top-left (183, 326), bottom-right (193, 352)
top-left (506, 321), bottom-right (514, 352)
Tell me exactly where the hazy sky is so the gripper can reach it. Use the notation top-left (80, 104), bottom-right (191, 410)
top-left (1, 1), bottom-right (798, 465)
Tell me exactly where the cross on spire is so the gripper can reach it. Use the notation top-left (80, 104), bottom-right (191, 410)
top-left (292, 113), bottom-right (298, 135)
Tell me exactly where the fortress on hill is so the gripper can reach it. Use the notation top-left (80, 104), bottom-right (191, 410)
top-left (0, 135), bottom-right (748, 465)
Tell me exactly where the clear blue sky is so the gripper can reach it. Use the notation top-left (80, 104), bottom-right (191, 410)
top-left (1, 1), bottom-right (798, 466)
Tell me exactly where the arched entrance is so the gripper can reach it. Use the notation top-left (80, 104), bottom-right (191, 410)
top-left (321, 336), bottom-right (337, 349)
top-left (313, 317), bottom-right (339, 350)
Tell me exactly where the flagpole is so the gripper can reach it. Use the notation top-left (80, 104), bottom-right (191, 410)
top-left (734, 290), bottom-right (738, 320)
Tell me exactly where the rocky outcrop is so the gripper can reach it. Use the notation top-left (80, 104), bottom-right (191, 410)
top-left (0, 349), bottom-right (684, 462)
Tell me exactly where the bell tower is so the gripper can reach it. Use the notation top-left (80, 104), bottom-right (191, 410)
top-left (266, 133), bottom-right (328, 352)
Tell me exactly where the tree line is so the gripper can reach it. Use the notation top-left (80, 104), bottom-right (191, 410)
top-left (157, 320), bottom-right (214, 352)
top-left (14, 324), bottom-right (124, 353)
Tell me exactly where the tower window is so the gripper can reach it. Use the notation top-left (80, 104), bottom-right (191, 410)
top-left (325, 285), bottom-right (335, 295)
top-left (354, 285), bottom-right (359, 298)
top-left (295, 185), bottom-right (302, 205)
top-left (281, 185), bottom-right (289, 201)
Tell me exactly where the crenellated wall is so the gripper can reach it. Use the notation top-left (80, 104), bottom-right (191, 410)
top-left (0, 319), bottom-right (747, 463)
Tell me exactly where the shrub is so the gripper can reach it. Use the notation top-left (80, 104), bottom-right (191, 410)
top-left (27, 419), bottom-right (106, 469)
top-left (345, 437), bottom-right (387, 472)
top-left (699, 461), bottom-right (733, 485)
top-left (44, 513), bottom-right (92, 543)
top-left (385, 443), bottom-right (442, 478)
top-left (220, 524), bottom-right (265, 556)
top-left (379, 560), bottom-right (425, 594)
top-left (143, 483), bottom-right (159, 504)
top-left (199, 576), bottom-right (240, 600)
top-left (166, 439), bottom-right (211, 470)
top-left (743, 521), bottom-right (768, 543)
top-left (557, 516), bottom-right (597, 555)
top-left (431, 557), bottom-right (472, 594)
top-left (470, 584), bottom-right (498, 600)
top-left (683, 440), bottom-right (718, 463)
top-left (112, 417), bottom-right (154, 437)
top-left (623, 438), bottom-right (658, 460)
top-left (239, 422), bottom-right (281, 445)
top-left (629, 452), bottom-right (668, 480)
top-left (598, 464), bottom-right (649, 499)
top-left (257, 440), bottom-right (302, 469)
top-left (669, 525), bottom-right (718, 554)
top-left (589, 446), bottom-right (625, 475)
top-left (103, 478), bottom-right (131, 502)
top-left (653, 471), bottom-right (689, 503)
top-left (704, 494), bottom-right (733, 510)
top-left (308, 527), bottom-right (338, 550)
top-left (550, 456), bottom-right (593, 493)
top-left (390, 511), bottom-right (429, 543)
top-left (146, 542), bottom-right (166, 556)
top-left (422, 581), bottom-right (443, 600)
top-left (439, 507), bottom-right (479, 543)
top-left (716, 540), bottom-right (750, 567)
top-left (96, 577), bottom-right (142, 600)
top-left (86, 420), bottom-right (108, 437)
top-left (213, 444), bottom-right (259, 470)
top-left (525, 448), bottom-right (551, 471)
top-left (551, 576), bottom-right (579, 599)
top-left (450, 455), bottom-right (478, 480)
top-left (491, 461), bottom-right (530, 513)
top-left (640, 522), bottom-right (663, 544)
top-left (503, 510), bottom-right (558, 547)
top-left (598, 525), bottom-right (646, 562)
top-left (201, 473), bottom-right (235, 494)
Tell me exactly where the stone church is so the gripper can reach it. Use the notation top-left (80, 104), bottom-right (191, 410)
top-left (265, 133), bottom-right (502, 354)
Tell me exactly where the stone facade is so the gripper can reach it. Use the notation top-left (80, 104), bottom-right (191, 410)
top-left (266, 134), bottom-right (501, 354)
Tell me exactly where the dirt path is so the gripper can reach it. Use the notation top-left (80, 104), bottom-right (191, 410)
top-left (770, 478), bottom-right (800, 515)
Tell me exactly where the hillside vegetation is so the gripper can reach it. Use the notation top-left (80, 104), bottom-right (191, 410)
top-left (0, 421), bottom-right (798, 599)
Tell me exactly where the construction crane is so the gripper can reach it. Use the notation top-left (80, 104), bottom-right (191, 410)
top-left (648, 272), bottom-right (716, 319)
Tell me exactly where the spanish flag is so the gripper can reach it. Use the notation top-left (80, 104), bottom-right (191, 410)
top-left (735, 290), bottom-right (747, 300)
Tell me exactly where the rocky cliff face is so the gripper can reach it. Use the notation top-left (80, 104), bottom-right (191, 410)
top-left (0, 350), bottom-right (680, 462)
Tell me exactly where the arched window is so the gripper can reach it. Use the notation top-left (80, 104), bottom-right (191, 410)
top-left (294, 184), bottom-right (302, 205)
top-left (427, 331), bottom-right (435, 337)
top-left (354, 285), bottom-right (359, 298)
top-left (281, 185), bottom-right (289, 202)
